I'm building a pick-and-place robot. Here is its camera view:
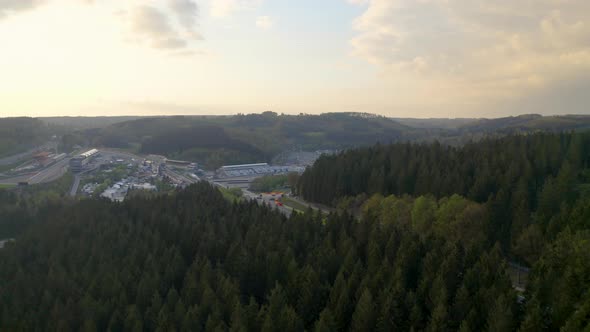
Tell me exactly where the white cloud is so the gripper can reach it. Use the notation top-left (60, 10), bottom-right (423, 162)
top-left (121, 1), bottom-right (202, 51)
top-left (209, 0), bottom-right (263, 18)
top-left (0, 0), bottom-right (202, 51)
top-left (168, 0), bottom-right (201, 39)
top-left (124, 5), bottom-right (186, 49)
top-left (348, 0), bottom-right (590, 106)
top-left (0, 0), bottom-right (46, 18)
top-left (0, 0), bottom-right (99, 18)
top-left (255, 15), bottom-right (273, 29)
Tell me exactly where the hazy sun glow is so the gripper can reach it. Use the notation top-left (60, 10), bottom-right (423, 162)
top-left (1, 0), bottom-right (590, 118)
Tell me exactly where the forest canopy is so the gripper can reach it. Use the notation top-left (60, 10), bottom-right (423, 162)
top-left (298, 132), bottom-right (590, 262)
top-left (1, 130), bottom-right (590, 331)
top-left (1, 180), bottom-right (589, 331)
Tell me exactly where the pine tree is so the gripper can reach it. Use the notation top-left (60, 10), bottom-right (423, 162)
top-left (314, 308), bottom-right (338, 332)
top-left (486, 295), bottom-right (514, 332)
top-left (350, 289), bottom-right (376, 332)
top-left (518, 300), bottom-right (544, 332)
top-left (428, 302), bottom-right (448, 332)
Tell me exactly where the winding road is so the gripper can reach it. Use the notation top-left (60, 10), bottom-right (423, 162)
top-left (0, 157), bottom-right (70, 185)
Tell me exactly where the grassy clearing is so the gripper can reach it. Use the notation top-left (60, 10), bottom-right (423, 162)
top-left (218, 186), bottom-right (243, 203)
top-left (281, 196), bottom-right (308, 213)
top-left (0, 184), bottom-right (16, 189)
top-left (0, 160), bottom-right (27, 173)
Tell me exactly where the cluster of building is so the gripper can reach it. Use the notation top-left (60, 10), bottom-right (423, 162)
top-left (81, 182), bottom-right (100, 195)
top-left (72, 150), bottom-right (166, 200)
top-left (100, 177), bottom-right (157, 202)
top-left (137, 159), bottom-right (161, 178)
top-left (97, 159), bottom-right (162, 201)
top-left (217, 163), bottom-right (305, 178)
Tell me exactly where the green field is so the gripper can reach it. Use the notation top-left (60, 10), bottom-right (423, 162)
top-left (281, 196), bottom-right (308, 212)
top-left (0, 160), bottom-right (27, 173)
top-left (218, 186), bottom-right (243, 202)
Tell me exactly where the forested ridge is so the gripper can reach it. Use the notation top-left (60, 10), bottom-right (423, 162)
top-left (83, 113), bottom-right (413, 168)
top-left (298, 132), bottom-right (590, 260)
top-left (28, 113), bottom-right (590, 169)
top-left (0, 118), bottom-right (53, 157)
top-left (298, 132), bottom-right (590, 205)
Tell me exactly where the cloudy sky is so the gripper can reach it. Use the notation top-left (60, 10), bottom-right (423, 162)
top-left (1, 0), bottom-right (589, 118)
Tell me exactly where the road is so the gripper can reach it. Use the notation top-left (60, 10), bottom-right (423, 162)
top-left (70, 175), bottom-right (81, 196)
top-left (242, 189), bottom-right (294, 217)
top-left (0, 142), bottom-right (57, 166)
top-left (285, 196), bottom-right (333, 215)
top-left (165, 168), bottom-right (198, 185)
top-left (508, 262), bottom-right (530, 292)
top-left (212, 176), bottom-right (259, 189)
top-left (27, 158), bottom-right (70, 184)
top-left (0, 158), bottom-right (70, 185)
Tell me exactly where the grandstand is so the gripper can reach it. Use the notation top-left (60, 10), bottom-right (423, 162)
top-left (217, 163), bottom-right (304, 178)
top-left (69, 149), bottom-right (99, 172)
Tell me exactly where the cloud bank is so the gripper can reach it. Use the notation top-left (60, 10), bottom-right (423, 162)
top-left (0, 0), bottom-right (202, 52)
top-left (210, 0), bottom-right (263, 18)
top-left (256, 15), bottom-right (273, 29)
top-left (0, 0), bottom-right (46, 18)
top-left (349, 0), bottom-right (590, 110)
top-left (123, 1), bottom-right (202, 51)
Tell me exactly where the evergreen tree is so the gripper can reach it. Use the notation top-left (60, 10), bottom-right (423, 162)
top-left (350, 289), bottom-right (376, 332)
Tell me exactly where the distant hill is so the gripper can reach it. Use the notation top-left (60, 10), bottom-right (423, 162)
top-left (9, 113), bottom-right (588, 168)
top-left (396, 114), bottom-right (590, 132)
top-left (458, 114), bottom-right (590, 132)
top-left (0, 118), bottom-right (54, 158)
top-left (394, 114), bottom-right (590, 146)
top-left (393, 117), bottom-right (475, 129)
top-left (85, 112), bottom-right (413, 168)
top-left (40, 116), bottom-right (148, 130)
top-left (75, 112), bottom-right (590, 168)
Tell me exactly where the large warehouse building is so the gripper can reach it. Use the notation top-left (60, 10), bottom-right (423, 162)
top-left (217, 163), bottom-right (304, 178)
top-left (218, 163), bottom-right (269, 177)
top-left (69, 149), bottom-right (99, 172)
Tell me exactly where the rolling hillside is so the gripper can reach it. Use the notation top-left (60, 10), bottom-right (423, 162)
top-left (84, 113), bottom-right (413, 168)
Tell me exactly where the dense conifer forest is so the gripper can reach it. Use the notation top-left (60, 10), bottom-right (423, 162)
top-left (0, 182), bottom-right (588, 330)
top-left (298, 132), bottom-right (590, 260)
top-left (0, 132), bottom-right (589, 331)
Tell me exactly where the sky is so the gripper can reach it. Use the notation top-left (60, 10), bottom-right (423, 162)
top-left (1, 0), bottom-right (589, 118)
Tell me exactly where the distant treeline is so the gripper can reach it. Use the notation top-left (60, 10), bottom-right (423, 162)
top-left (140, 126), bottom-right (268, 169)
top-left (0, 118), bottom-right (53, 157)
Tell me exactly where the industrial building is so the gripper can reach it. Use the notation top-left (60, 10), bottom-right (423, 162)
top-left (69, 149), bottom-right (99, 172)
top-left (218, 163), bottom-right (269, 177)
top-left (217, 163), bottom-right (304, 178)
top-left (220, 163), bottom-right (269, 171)
top-left (33, 151), bottom-right (66, 167)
